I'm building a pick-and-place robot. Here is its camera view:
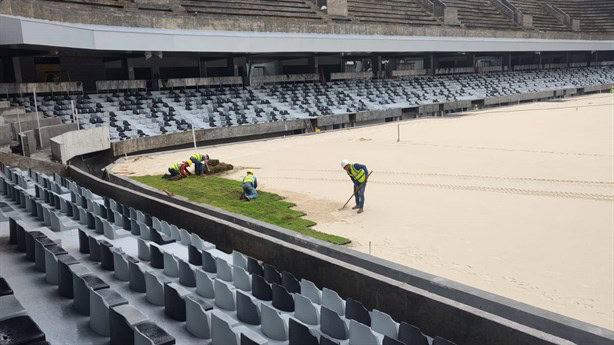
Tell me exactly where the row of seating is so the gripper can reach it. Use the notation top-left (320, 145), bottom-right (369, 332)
top-left (3, 66), bottom-right (613, 142)
top-left (1, 162), bottom-right (458, 345)
top-left (0, 275), bottom-right (48, 344)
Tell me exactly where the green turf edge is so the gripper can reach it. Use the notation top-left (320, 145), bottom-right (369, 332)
top-left (131, 175), bottom-right (351, 245)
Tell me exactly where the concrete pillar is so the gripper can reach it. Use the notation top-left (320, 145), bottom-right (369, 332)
top-left (371, 56), bottom-right (381, 77)
top-left (586, 52), bottom-right (592, 67)
top-left (18, 57), bottom-right (35, 82)
top-left (429, 55), bottom-right (435, 75)
top-left (226, 58), bottom-right (234, 76)
top-left (10, 57), bottom-right (21, 83)
top-left (123, 58), bottom-right (135, 80)
top-left (308, 56), bottom-right (318, 74)
top-left (2, 56), bottom-right (17, 83)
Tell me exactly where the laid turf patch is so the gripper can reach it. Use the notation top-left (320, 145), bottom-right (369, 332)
top-left (131, 175), bottom-right (351, 245)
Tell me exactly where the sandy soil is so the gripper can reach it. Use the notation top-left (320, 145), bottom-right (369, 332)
top-left (113, 94), bottom-right (614, 330)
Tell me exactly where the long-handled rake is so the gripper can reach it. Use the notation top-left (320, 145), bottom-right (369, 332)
top-left (339, 171), bottom-right (373, 210)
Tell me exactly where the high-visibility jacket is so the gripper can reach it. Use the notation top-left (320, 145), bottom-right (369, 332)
top-left (170, 162), bottom-right (181, 171)
top-left (191, 153), bottom-right (205, 161)
top-left (243, 174), bottom-right (255, 184)
top-left (349, 164), bottom-right (366, 184)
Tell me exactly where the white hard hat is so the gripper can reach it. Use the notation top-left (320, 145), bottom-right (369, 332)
top-left (340, 160), bottom-right (350, 169)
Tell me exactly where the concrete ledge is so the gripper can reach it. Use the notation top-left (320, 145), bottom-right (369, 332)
top-left (356, 108), bottom-right (401, 122)
top-left (35, 123), bottom-right (79, 149)
top-left (0, 81), bottom-right (83, 94)
top-left (419, 103), bottom-right (440, 114)
top-left (111, 119), bottom-right (309, 156)
top-left (443, 100), bottom-right (471, 111)
top-left (0, 152), bottom-right (68, 176)
top-left (51, 127), bottom-right (110, 164)
top-left (0, 125), bottom-right (11, 146)
top-left (316, 113), bottom-right (349, 127)
top-left (69, 166), bottom-right (598, 345)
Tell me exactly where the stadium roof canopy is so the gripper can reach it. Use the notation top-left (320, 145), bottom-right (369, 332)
top-left (1, 14), bottom-right (613, 54)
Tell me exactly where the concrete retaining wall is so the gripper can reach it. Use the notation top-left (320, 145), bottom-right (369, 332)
top-left (316, 113), bottom-right (350, 127)
top-left (95, 80), bottom-right (147, 91)
top-left (0, 81), bottom-right (83, 94)
top-left (356, 108), bottom-right (401, 122)
top-left (18, 130), bottom-right (36, 157)
top-left (419, 103), bottom-right (441, 114)
top-left (0, 125), bottom-right (11, 146)
top-left (0, 152), bottom-right (68, 176)
top-left (72, 166), bottom-right (590, 345)
top-left (111, 119), bottom-right (309, 156)
top-left (50, 126), bottom-right (110, 164)
top-left (35, 123), bottom-right (79, 149)
top-left (158, 76), bottom-right (243, 88)
top-left (251, 74), bottom-right (319, 84)
top-left (9, 117), bottom-right (62, 141)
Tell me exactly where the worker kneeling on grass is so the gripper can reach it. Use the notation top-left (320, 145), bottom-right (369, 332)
top-left (190, 153), bottom-right (209, 175)
top-left (164, 160), bottom-right (192, 180)
top-left (240, 170), bottom-right (258, 201)
top-left (341, 159), bottom-right (368, 214)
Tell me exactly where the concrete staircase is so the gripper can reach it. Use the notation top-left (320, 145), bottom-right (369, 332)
top-left (545, 0), bottom-right (614, 32)
top-left (181, 0), bottom-right (324, 20)
top-left (441, 0), bottom-right (519, 30)
top-left (508, 0), bottom-right (567, 31)
top-left (347, 0), bottom-right (440, 26)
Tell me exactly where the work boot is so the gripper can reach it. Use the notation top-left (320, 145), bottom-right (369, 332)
top-left (357, 208), bottom-right (364, 214)
top-left (352, 205), bottom-right (360, 210)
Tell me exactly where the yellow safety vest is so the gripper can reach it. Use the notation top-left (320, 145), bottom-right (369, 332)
top-left (349, 164), bottom-right (366, 183)
top-left (171, 162), bottom-right (181, 171)
top-left (191, 153), bottom-right (205, 161)
top-left (243, 174), bottom-right (255, 184)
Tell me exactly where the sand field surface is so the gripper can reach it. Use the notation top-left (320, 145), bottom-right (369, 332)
top-left (113, 94), bottom-right (614, 329)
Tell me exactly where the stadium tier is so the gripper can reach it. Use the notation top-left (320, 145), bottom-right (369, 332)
top-left (0, 163), bottom-right (460, 345)
top-left (2, 0), bottom-right (614, 34)
top-left (2, 67), bottom-right (613, 142)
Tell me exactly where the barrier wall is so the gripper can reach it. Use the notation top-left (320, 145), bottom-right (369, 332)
top-left (0, 125), bottom-right (12, 146)
top-left (8, 118), bottom-right (62, 141)
top-left (50, 126), bottom-right (110, 164)
top-left (70, 165), bottom-right (588, 345)
top-left (330, 72), bottom-right (374, 80)
top-left (0, 152), bottom-right (69, 176)
top-left (251, 74), bottom-right (319, 85)
top-left (34, 123), bottom-right (79, 149)
top-left (95, 80), bottom-right (147, 91)
top-left (111, 119), bottom-right (309, 156)
top-left (0, 82), bottom-right (83, 94)
top-left (158, 76), bottom-right (243, 88)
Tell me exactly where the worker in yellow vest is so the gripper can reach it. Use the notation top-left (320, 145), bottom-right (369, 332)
top-left (164, 160), bottom-right (192, 180)
top-left (240, 170), bottom-right (258, 201)
top-left (190, 153), bottom-right (209, 175)
top-left (341, 160), bottom-right (368, 213)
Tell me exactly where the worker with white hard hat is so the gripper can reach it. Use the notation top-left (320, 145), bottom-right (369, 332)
top-left (241, 169), bottom-right (258, 201)
top-left (341, 160), bottom-right (369, 213)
